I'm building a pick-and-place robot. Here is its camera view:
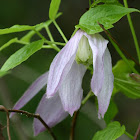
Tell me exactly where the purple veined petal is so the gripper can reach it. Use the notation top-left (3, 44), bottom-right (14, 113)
top-left (59, 61), bottom-right (86, 116)
top-left (33, 93), bottom-right (68, 136)
top-left (47, 30), bottom-right (84, 98)
top-left (10, 72), bottom-right (49, 118)
top-left (85, 33), bottom-right (108, 96)
top-left (97, 48), bottom-right (114, 118)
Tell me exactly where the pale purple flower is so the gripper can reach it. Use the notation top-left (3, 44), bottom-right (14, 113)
top-left (11, 29), bottom-right (114, 136)
top-left (47, 29), bottom-right (114, 118)
top-left (10, 72), bottom-right (68, 136)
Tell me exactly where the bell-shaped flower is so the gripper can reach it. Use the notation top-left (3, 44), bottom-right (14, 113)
top-left (47, 29), bottom-right (114, 118)
top-left (10, 72), bottom-right (68, 136)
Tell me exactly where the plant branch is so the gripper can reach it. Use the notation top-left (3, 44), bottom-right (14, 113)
top-left (0, 108), bottom-right (57, 140)
top-left (0, 105), bottom-right (11, 140)
top-left (133, 124), bottom-right (140, 140)
top-left (70, 90), bottom-right (94, 140)
top-left (70, 111), bottom-right (79, 140)
top-left (53, 20), bottom-right (68, 43)
top-left (98, 22), bottom-right (139, 73)
top-left (123, 0), bottom-right (140, 63)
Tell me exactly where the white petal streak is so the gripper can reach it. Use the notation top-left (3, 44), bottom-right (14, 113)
top-left (85, 33), bottom-right (108, 96)
top-left (33, 94), bottom-right (68, 136)
top-left (97, 48), bottom-right (114, 118)
top-left (59, 61), bottom-right (86, 116)
top-left (47, 30), bottom-right (84, 97)
top-left (10, 72), bottom-right (48, 117)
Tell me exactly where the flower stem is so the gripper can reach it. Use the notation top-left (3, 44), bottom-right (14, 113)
top-left (123, 0), bottom-right (140, 63)
top-left (70, 111), bottom-right (79, 140)
top-left (82, 90), bottom-right (94, 105)
top-left (124, 131), bottom-right (134, 139)
top-left (53, 20), bottom-right (68, 43)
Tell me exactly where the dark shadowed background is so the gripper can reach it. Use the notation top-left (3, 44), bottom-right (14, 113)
top-left (0, 0), bottom-right (140, 140)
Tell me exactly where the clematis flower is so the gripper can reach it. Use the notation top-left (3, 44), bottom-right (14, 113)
top-left (11, 29), bottom-right (114, 136)
top-left (10, 72), bottom-right (68, 136)
top-left (47, 29), bottom-right (114, 118)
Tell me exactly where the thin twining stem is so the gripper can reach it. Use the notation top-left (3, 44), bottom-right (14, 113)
top-left (133, 124), bottom-right (140, 140)
top-left (0, 105), bottom-right (11, 140)
top-left (123, 0), bottom-right (140, 63)
top-left (98, 22), bottom-right (140, 67)
top-left (0, 107), bottom-right (57, 140)
top-left (53, 20), bottom-right (68, 43)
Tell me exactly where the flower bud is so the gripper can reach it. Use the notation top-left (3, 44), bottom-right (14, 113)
top-left (75, 35), bottom-right (93, 65)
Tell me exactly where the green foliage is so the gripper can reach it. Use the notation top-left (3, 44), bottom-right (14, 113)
top-left (91, 0), bottom-right (121, 7)
top-left (76, 4), bottom-right (139, 34)
top-left (21, 13), bottom-right (62, 43)
top-left (92, 121), bottom-right (125, 140)
top-left (104, 100), bottom-right (118, 124)
top-left (113, 60), bottom-right (140, 98)
top-left (49, 0), bottom-right (61, 20)
top-left (1, 40), bottom-right (44, 71)
top-left (0, 25), bottom-right (35, 35)
top-left (0, 70), bottom-right (9, 77)
top-left (0, 38), bottom-right (18, 51)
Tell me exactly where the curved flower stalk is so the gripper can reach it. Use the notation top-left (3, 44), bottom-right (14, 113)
top-left (10, 72), bottom-right (68, 136)
top-left (47, 29), bottom-right (114, 118)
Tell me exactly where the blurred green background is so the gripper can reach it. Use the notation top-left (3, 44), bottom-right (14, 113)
top-left (0, 0), bottom-right (140, 139)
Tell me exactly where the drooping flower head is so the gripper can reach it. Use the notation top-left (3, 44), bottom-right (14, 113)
top-left (11, 29), bottom-right (114, 136)
top-left (47, 29), bottom-right (114, 118)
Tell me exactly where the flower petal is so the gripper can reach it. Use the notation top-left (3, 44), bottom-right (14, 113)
top-left (10, 72), bottom-right (48, 117)
top-left (47, 30), bottom-right (84, 98)
top-left (59, 61), bottom-right (86, 116)
top-left (85, 33), bottom-right (108, 96)
top-left (33, 94), bottom-right (68, 136)
top-left (97, 48), bottom-right (114, 118)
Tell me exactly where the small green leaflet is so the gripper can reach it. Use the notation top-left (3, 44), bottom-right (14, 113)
top-left (92, 121), bottom-right (125, 140)
top-left (1, 40), bottom-right (44, 71)
top-left (0, 25), bottom-right (35, 35)
top-left (76, 4), bottom-right (139, 34)
top-left (49, 0), bottom-right (61, 20)
top-left (113, 60), bottom-right (140, 99)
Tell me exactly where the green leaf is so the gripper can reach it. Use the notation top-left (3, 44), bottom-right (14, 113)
top-left (0, 70), bottom-right (9, 78)
top-left (77, 4), bottom-right (139, 34)
top-left (1, 40), bottom-right (44, 71)
top-left (91, 0), bottom-right (122, 7)
top-left (104, 101), bottom-right (118, 124)
top-left (0, 25), bottom-right (35, 35)
top-left (49, 0), bottom-right (61, 20)
top-left (113, 60), bottom-right (140, 98)
top-left (0, 38), bottom-right (18, 51)
top-left (92, 121), bottom-right (125, 140)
